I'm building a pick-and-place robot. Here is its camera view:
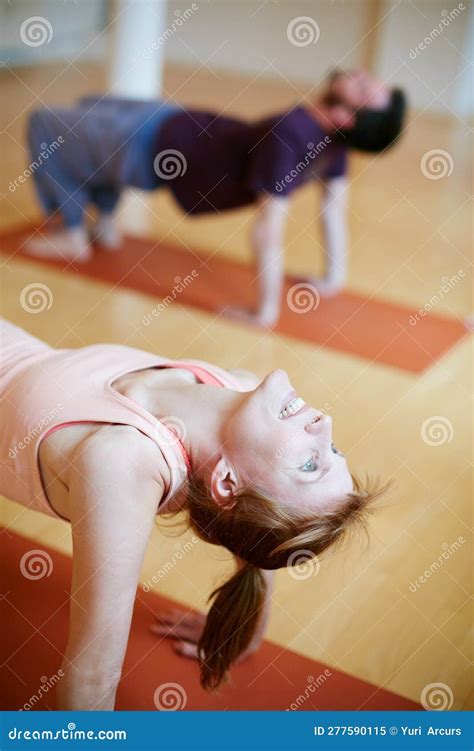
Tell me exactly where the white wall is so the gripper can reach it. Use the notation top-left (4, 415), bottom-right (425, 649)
top-left (1, 0), bottom-right (471, 117)
top-left (374, 0), bottom-right (473, 117)
top-left (0, 0), bottom-right (106, 65)
top-left (162, 0), bottom-right (472, 116)
top-left (164, 0), bottom-right (372, 87)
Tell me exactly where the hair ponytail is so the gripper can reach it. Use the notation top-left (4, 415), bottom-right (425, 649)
top-left (165, 473), bottom-right (388, 690)
top-left (198, 563), bottom-right (266, 691)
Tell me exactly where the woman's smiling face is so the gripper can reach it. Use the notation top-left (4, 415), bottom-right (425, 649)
top-left (222, 370), bottom-right (353, 512)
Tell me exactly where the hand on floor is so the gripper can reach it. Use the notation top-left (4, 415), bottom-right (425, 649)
top-left (151, 608), bottom-right (206, 660)
top-left (151, 607), bottom-right (260, 663)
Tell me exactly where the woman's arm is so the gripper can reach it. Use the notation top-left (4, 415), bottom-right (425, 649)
top-left (224, 194), bottom-right (289, 327)
top-left (316, 176), bottom-right (349, 295)
top-left (57, 426), bottom-right (164, 710)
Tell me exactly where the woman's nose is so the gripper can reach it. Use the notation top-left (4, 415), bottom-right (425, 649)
top-left (305, 413), bottom-right (332, 438)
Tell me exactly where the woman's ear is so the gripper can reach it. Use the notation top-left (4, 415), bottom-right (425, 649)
top-left (211, 457), bottom-right (239, 509)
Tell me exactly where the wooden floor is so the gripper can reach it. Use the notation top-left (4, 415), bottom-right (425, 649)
top-left (0, 61), bottom-right (472, 709)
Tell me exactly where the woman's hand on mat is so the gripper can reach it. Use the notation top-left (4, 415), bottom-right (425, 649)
top-left (151, 608), bottom-right (261, 661)
top-left (151, 608), bottom-right (206, 659)
top-left (220, 305), bottom-right (279, 328)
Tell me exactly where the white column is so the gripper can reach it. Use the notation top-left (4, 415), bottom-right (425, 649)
top-left (107, 0), bottom-right (168, 100)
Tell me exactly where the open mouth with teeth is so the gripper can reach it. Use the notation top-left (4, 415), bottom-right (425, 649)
top-left (278, 396), bottom-right (306, 419)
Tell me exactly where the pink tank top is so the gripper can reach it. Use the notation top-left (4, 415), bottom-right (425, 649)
top-left (0, 320), bottom-right (245, 520)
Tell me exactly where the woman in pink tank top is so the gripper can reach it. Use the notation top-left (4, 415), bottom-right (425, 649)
top-left (0, 319), bottom-right (387, 709)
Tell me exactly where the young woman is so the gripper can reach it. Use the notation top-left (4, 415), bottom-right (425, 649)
top-left (0, 319), bottom-right (386, 710)
top-left (24, 69), bottom-right (406, 326)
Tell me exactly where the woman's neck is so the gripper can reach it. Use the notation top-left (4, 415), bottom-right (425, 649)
top-left (150, 382), bottom-right (247, 480)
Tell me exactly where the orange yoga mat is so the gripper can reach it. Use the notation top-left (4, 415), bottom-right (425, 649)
top-left (1, 222), bottom-right (467, 373)
top-left (0, 528), bottom-right (421, 711)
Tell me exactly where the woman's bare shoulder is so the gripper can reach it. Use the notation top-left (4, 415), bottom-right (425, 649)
top-left (72, 424), bottom-right (169, 493)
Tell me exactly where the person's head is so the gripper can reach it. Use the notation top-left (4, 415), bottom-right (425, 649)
top-left (318, 68), bottom-right (407, 152)
top-left (172, 369), bottom-right (389, 690)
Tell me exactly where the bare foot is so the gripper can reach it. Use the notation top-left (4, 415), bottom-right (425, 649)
top-left (24, 227), bottom-right (92, 263)
top-left (90, 216), bottom-right (123, 251)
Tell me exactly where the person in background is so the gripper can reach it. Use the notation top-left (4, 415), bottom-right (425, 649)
top-left (25, 69), bottom-right (406, 326)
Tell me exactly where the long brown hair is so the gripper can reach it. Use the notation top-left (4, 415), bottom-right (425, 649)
top-left (169, 473), bottom-right (388, 691)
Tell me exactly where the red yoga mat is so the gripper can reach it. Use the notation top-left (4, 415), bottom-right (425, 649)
top-left (0, 528), bottom-right (421, 711)
top-left (1, 222), bottom-right (467, 374)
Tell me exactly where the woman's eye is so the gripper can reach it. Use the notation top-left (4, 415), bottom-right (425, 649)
top-left (300, 457), bottom-right (318, 473)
